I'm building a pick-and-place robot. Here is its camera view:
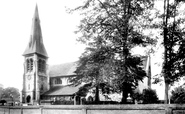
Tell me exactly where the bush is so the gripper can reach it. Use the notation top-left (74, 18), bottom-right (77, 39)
top-left (142, 88), bottom-right (158, 104)
top-left (171, 86), bottom-right (185, 104)
top-left (132, 92), bottom-right (143, 103)
top-left (133, 88), bottom-right (159, 104)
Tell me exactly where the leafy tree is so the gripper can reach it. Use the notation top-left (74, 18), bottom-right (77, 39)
top-left (152, 0), bottom-right (185, 104)
top-left (161, 0), bottom-right (185, 104)
top-left (1, 87), bottom-right (20, 100)
top-left (70, 0), bottom-right (155, 103)
top-left (171, 86), bottom-right (185, 104)
top-left (73, 46), bottom-right (113, 102)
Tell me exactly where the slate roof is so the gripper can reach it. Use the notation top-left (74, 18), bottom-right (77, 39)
top-left (23, 5), bottom-right (48, 57)
top-left (49, 62), bottom-right (78, 77)
top-left (42, 85), bottom-right (80, 96)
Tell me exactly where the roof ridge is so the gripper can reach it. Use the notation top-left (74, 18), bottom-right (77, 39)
top-left (49, 62), bottom-right (77, 77)
top-left (49, 61), bottom-right (77, 67)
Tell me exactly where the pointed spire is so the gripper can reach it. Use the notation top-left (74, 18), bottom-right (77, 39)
top-left (23, 5), bottom-right (48, 57)
top-left (35, 4), bottom-right (39, 17)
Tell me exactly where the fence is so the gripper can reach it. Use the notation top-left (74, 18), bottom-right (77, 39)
top-left (0, 104), bottom-right (185, 114)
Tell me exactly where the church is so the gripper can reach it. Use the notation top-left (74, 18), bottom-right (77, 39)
top-left (21, 5), bottom-right (151, 105)
top-left (21, 5), bottom-right (80, 105)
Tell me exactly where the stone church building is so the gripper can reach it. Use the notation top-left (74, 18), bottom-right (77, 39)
top-left (21, 5), bottom-right (80, 104)
top-left (21, 5), bottom-right (151, 105)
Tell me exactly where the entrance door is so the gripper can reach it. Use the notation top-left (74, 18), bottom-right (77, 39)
top-left (26, 95), bottom-right (31, 103)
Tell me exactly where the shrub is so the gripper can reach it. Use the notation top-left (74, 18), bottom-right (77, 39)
top-left (132, 92), bottom-right (143, 104)
top-left (142, 88), bottom-right (158, 104)
top-left (171, 86), bottom-right (185, 104)
top-left (132, 88), bottom-right (159, 104)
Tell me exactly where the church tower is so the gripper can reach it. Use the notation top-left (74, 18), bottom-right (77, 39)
top-left (22, 5), bottom-right (49, 104)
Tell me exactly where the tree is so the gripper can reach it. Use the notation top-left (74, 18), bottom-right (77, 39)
top-left (70, 0), bottom-right (155, 103)
top-left (162, 0), bottom-right (185, 104)
top-left (73, 45), bottom-right (113, 102)
top-left (171, 86), bottom-right (185, 104)
top-left (1, 87), bottom-right (20, 100)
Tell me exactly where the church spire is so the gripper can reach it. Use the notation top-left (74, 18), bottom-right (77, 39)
top-left (34, 4), bottom-right (39, 19)
top-left (23, 5), bottom-right (48, 57)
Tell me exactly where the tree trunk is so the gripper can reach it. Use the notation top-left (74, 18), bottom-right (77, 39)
top-left (95, 85), bottom-right (100, 102)
top-left (120, 0), bottom-right (130, 104)
top-left (120, 83), bottom-right (128, 104)
top-left (164, 81), bottom-right (169, 104)
top-left (163, 0), bottom-right (170, 104)
top-left (121, 90), bottom-right (128, 104)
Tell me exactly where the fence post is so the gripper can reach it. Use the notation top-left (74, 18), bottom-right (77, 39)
top-left (82, 108), bottom-right (87, 114)
top-left (165, 107), bottom-right (172, 114)
top-left (21, 108), bottom-right (23, 114)
top-left (40, 106), bottom-right (43, 114)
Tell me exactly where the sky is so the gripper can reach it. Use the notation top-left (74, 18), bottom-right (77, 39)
top-left (0, 0), bottom-right (85, 90)
top-left (0, 0), bottom-right (171, 100)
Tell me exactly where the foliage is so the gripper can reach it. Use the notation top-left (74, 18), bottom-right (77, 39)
top-left (72, 46), bottom-right (113, 101)
top-left (142, 88), bottom-right (158, 104)
top-left (70, 0), bottom-right (155, 104)
top-left (0, 87), bottom-right (4, 99)
top-left (0, 87), bottom-right (20, 100)
top-left (171, 86), bottom-right (185, 104)
top-left (76, 83), bottom-right (92, 97)
top-left (132, 91), bottom-right (143, 102)
top-left (160, 0), bottom-right (185, 104)
top-left (132, 88), bottom-right (159, 104)
top-left (148, 0), bottom-right (185, 104)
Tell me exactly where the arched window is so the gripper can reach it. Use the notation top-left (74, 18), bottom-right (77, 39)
top-left (30, 59), bottom-right (33, 71)
top-left (38, 59), bottom-right (46, 73)
top-left (26, 59), bottom-right (30, 72)
top-left (42, 60), bottom-right (45, 72)
top-left (26, 59), bottom-right (33, 72)
top-left (38, 59), bottom-right (42, 72)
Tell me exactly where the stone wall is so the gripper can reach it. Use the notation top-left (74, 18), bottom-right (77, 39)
top-left (0, 104), bottom-right (185, 114)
